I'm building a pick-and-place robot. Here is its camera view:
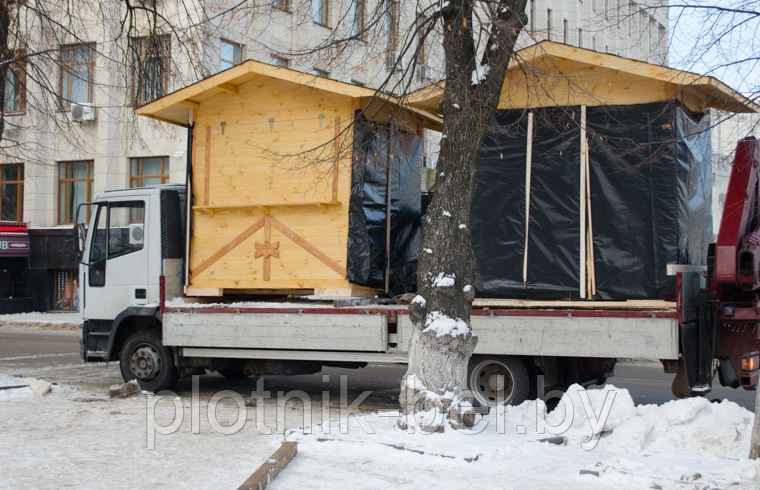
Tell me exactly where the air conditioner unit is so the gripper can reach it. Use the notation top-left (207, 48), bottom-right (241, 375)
top-left (387, 52), bottom-right (405, 71)
top-left (421, 168), bottom-right (436, 192)
top-left (416, 64), bottom-right (433, 82)
top-left (129, 223), bottom-right (144, 245)
top-left (71, 103), bottom-right (96, 122)
top-left (422, 153), bottom-right (436, 169)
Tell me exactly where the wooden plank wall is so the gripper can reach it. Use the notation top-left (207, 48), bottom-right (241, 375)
top-left (187, 76), bottom-right (360, 294)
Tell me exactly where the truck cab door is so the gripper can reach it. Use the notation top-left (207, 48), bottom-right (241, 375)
top-left (82, 198), bottom-right (151, 321)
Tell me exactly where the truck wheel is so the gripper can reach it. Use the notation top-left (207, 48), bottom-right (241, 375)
top-left (120, 331), bottom-right (178, 392)
top-left (468, 355), bottom-right (530, 408)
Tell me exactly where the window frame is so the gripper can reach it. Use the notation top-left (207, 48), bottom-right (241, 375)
top-left (313, 0), bottom-right (329, 26)
top-left (130, 156), bottom-right (169, 188)
top-left (270, 55), bottom-right (289, 68)
top-left (220, 39), bottom-right (243, 71)
top-left (3, 52), bottom-right (26, 114)
top-left (272, 0), bottom-right (289, 12)
top-left (0, 163), bottom-right (23, 222)
top-left (58, 160), bottom-right (94, 225)
top-left (383, 0), bottom-right (399, 50)
top-left (131, 35), bottom-right (171, 106)
top-left (59, 43), bottom-right (96, 109)
top-left (350, 0), bottom-right (365, 39)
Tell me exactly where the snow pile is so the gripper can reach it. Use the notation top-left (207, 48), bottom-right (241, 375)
top-left (604, 396), bottom-right (753, 456)
top-left (490, 384), bottom-right (753, 456)
top-left (0, 312), bottom-right (79, 331)
top-left (277, 384), bottom-right (760, 489)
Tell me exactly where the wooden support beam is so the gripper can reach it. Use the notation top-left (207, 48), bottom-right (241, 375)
top-left (179, 100), bottom-right (200, 109)
top-left (237, 441), bottom-right (298, 490)
top-left (332, 116), bottom-right (341, 202)
top-left (204, 126), bottom-right (211, 206)
top-left (218, 82), bottom-right (239, 94)
top-left (191, 217), bottom-right (266, 278)
top-left (269, 215), bottom-right (347, 277)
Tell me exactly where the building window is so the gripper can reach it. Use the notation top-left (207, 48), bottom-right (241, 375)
top-left (578, 28), bottom-right (583, 48)
top-left (628, 2), bottom-right (634, 36)
top-left (270, 55), bottom-right (289, 68)
top-left (58, 161), bottom-right (93, 225)
top-left (0, 164), bottom-right (23, 222)
top-left (563, 19), bottom-right (568, 44)
top-left (546, 9), bottom-right (552, 40)
top-left (350, 0), bottom-right (365, 39)
top-left (313, 0), bottom-right (329, 26)
top-left (130, 157), bottom-right (169, 188)
top-left (272, 0), bottom-right (288, 11)
top-left (416, 24), bottom-right (426, 64)
top-left (384, 0), bottom-right (398, 49)
top-left (3, 54), bottom-right (26, 114)
top-left (59, 43), bottom-right (95, 109)
top-left (220, 40), bottom-right (242, 71)
top-left (529, 0), bottom-right (535, 33)
top-left (310, 68), bottom-right (329, 78)
top-left (131, 35), bottom-right (170, 105)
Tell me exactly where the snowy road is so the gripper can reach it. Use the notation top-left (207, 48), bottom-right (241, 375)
top-left (2, 321), bottom-right (760, 489)
top-left (0, 327), bottom-right (756, 410)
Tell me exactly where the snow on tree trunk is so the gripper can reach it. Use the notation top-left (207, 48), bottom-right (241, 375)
top-left (398, 0), bottom-right (528, 432)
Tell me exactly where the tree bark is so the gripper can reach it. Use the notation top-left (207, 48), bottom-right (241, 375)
top-left (750, 384), bottom-right (760, 458)
top-left (398, 0), bottom-right (527, 431)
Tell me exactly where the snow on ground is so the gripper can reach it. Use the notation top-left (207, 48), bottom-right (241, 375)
top-left (1, 373), bottom-right (759, 489)
top-left (0, 311), bottom-right (79, 331)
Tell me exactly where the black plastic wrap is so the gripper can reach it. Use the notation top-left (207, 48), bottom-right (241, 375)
top-left (347, 114), bottom-right (422, 293)
top-left (586, 102), bottom-right (680, 299)
top-left (472, 101), bottom-right (712, 300)
top-left (675, 106), bottom-right (712, 266)
top-left (472, 108), bottom-right (582, 298)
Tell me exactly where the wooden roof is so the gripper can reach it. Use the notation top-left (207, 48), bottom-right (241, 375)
top-left (136, 60), bottom-right (443, 130)
top-left (408, 41), bottom-right (758, 116)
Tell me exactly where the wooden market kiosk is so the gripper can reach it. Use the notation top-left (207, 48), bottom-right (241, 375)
top-left (136, 61), bottom-right (441, 298)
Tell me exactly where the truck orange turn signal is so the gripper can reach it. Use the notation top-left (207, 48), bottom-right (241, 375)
top-left (741, 353), bottom-right (759, 372)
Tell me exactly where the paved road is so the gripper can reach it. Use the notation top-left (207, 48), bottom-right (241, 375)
top-left (0, 328), bottom-right (756, 411)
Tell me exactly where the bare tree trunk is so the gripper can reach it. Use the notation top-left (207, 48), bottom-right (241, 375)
top-left (399, 0), bottom-right (527, 432)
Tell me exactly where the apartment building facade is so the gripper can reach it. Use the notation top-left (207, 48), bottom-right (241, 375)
top-left (0, 0), bottom-right (669, 313)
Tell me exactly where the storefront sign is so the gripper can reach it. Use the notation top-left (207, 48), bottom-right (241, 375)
top-left (0, 222), bottom-right (30, 257)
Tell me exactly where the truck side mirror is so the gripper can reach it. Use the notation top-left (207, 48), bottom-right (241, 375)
top-left (75, 223), bottom-right (87, 263)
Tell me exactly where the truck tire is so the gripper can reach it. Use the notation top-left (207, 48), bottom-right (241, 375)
top-left (468, 355), bottom-right (530, 408)
top-left (120, 331), bottom-right (179, 392)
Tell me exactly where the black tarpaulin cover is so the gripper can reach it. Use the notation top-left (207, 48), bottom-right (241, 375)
top-left (347, 113), bottom-right (422, 293)
top-left (472, 101), bottom-right (712, 300)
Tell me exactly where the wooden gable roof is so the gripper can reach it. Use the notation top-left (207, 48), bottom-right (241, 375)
top-left (135, 60), bottom-right (443, 131)
top-left (408, 41), bottom-right (758, 116)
